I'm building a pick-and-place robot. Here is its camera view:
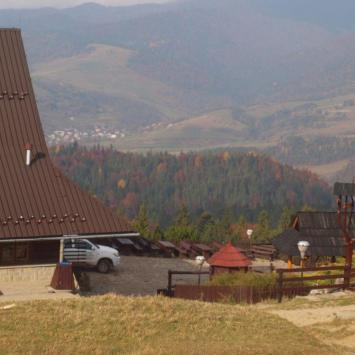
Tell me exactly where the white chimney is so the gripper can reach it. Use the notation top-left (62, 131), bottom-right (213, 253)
top-left (25, 143), bottom-right (32, 166)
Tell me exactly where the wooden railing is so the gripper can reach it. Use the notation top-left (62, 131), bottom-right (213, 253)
top-left (157, 266), bottom-right (353, 304)
top-left (158, 270), bottom-right (210, 297)
top-left (276, 265), bottom-right (348, 303)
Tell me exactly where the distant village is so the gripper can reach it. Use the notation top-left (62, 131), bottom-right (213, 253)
top-left (45, 122), bottom-right (167, 145)
top-left (45, 126), bottom-right (126, 145)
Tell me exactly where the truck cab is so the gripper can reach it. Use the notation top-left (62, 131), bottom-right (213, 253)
top-left (63, 239), bottom-right (120, 273)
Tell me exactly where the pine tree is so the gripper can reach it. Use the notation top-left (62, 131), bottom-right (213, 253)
top-left (233, 214), bottom-right (247, 240)
top-left (152, 226), bottom-right (164, 241)
top-left (133, 204), bottom-right (151, 238)
top-left (175, 204), bottom-right (189, 226)
top-left (221, 208), bottom-right (232, 235)
top-left (255, 210), bottom-right (271, 243)
top-left (278, 207), bottom-right (294, 232)
top-left (196, 212), bottom-right (214, 237)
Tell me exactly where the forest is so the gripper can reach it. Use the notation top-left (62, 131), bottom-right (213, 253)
top-left (51, 144), bottom-right (333, 243)
top-left (266, 136), bottom-right (355, 165)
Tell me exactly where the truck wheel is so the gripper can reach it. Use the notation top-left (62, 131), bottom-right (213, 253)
top-left (97, 259), bottom-right (111, 274)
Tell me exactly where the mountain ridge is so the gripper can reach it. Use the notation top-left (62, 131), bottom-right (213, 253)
top-left (1, 0), bottom-right (355, 178)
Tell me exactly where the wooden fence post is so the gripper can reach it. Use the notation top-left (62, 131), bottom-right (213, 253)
top-left (277, 270), bottom-right (283, 303)
top-left (168, 270), bottom-right (172, 297)
top-left (344, 264), bottom-right (351, 290)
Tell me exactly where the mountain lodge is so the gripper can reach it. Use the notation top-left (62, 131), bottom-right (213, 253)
top-left (0, 28), bottom-right (137, 266)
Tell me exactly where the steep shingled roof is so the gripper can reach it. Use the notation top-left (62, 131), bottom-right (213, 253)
top-left (208, 241), bottom-right (251, 268)
top-left (272, 212), bottom-right (351, 257)
top-left (272, 228), bottom-right (346, 257)
top-left (0, 28), bottom-right (134, 239)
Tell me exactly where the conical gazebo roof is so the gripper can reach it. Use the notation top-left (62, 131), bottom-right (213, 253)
top-left (208, 241), bottom-right (251, 268)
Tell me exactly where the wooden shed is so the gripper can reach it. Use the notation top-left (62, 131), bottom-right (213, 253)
top-left (272, 212), bottom-right (353, 264)
top-left (208, 241), bottom-right (252, 276)
top-left (156, 241), bottom-right (183, 258)
top-left (191, 243), bottom-right (213, 259)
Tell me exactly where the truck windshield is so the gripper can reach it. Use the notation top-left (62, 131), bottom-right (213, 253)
top-left (91, 242), bottom-right (100, 248)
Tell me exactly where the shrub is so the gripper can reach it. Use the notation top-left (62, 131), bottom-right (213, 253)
top-left (209, 272), bottom-right (277, 289)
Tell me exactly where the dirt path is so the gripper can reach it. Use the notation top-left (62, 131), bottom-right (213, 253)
top-left (270, 303), bottom-right (355, 327)
top-left (263, 292), bottom-right (355, 350)
top-left (0, 281), bottom-right (77, 302)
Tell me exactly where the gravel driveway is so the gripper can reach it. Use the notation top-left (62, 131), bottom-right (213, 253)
top-left (87, 256), bottom-right (210, 296)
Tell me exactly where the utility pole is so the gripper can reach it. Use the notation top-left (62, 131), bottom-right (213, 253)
top-left (334, 182), bottom-right (355, 289)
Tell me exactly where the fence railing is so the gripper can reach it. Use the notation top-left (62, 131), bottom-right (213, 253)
top-left (157, 266), bottom-right (352, 304)
top-left (276, 265), bottom-right (348, 302)
top-left (164, 270), bottom-right (210, 297)
top-left (173, 284), bottom-right (276, 304)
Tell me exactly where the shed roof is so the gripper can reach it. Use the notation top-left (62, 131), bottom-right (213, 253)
top-left (0, 29), bottom-right (134, 240)
top-left (157, 240), bottom-right (177, 249)
top-left (295, 211), bottom-right (354, 231)
top-left (273, 211), bottom-right (352, 257)
top-left (273, 228), bottom-right (346, 257)
top-left (334, 182), bottom-right (355, 196)
top-left (208, 241), bottom-right (252, 268)
top-left (116, 238), bottom-right (135, 245)
top-left (193, 243), bottom-right (212, 252)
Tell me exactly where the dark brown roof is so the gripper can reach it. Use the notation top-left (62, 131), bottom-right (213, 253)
top-left (273, 211), bottom-right (351, 257)
top-left (0, 28), bottom-right (134, 240)
top-left (273, 228), bottom-right (346, 257)
top-left (296, 211), bottom-right (354, 230)
top-left (334, 182), bottom-right (355, 196)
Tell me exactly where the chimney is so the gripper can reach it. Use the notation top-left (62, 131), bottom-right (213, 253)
top-left (25, 143), bottom-right (32, 166)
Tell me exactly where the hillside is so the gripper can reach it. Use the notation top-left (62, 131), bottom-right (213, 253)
top-left (33, 43), bottom-right (220, 132)
top-left (51, 145), bottom-right (332, 226)
top-left (0, 295), bottom-right (335, 354)
top-left (2, 1), bottom-right (355, 173)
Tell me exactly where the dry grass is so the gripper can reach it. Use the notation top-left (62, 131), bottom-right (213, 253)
top-left (258, 292), bottom-right (355, 352)
top-left (0, 294), bottom-right (335, 355)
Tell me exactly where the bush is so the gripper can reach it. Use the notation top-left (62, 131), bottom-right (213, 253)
top-left (209, 272), bottom-right (277, 289)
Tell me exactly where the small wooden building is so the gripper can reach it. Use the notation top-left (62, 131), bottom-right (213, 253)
top-left (156, 241), bottom-right (183, 257)
top-left (272, 212), bottom-right (352, 265)
top-left (179, 241), bottom-right (213, 259)
top-left (210, 241), bottom-right (224, 253)
top-left (179, 241), bottom-right (196, 258)
top-left (208, 241), bottom-right (252, 276)
top-left (191, 243), bottom-right (213, 259)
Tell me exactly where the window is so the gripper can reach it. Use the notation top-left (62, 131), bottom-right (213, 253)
top-left (74, 240), bottom-right (93, 250)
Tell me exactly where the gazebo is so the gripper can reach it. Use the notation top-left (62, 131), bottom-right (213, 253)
top-left (208, 241), bottom-right (252, 276)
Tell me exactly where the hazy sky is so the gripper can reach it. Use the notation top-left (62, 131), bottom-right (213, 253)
top-left (0, 0), bottom-right (172, 9)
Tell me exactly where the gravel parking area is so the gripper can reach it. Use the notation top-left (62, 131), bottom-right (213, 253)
top-left (0, 257), bottom-right (288, 301)
top-left (87, 256), bottom-right (210, 296)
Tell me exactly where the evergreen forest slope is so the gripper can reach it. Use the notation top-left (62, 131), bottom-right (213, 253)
top-left (52, 145), bottom-right (332, 227)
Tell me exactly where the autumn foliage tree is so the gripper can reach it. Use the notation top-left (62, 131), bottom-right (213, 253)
top-left (51, 144), bottom-right (332, 236)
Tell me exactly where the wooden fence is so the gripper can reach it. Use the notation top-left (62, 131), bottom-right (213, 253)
top-left (276, 265), bottom-right (349, 302)
top-left (158, 266), bottom-right (351, 304)
top-left (174, 284), bottom-right (276, 304)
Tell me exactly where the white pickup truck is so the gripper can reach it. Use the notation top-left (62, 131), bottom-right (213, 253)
top-left (64, 239), bottom-right (120, 273)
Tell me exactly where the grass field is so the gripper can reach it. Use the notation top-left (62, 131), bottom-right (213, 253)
top-left (0, 294), bottom-right (338, 354)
